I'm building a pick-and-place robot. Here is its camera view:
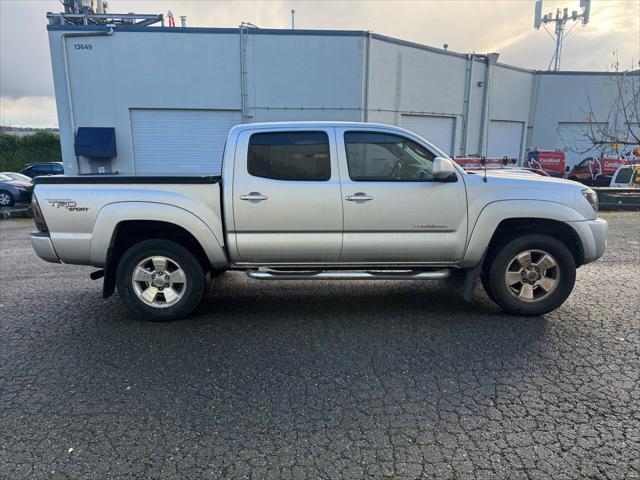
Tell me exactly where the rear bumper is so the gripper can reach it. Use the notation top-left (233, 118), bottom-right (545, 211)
top-left (30, 232), bottom-right (61, 263)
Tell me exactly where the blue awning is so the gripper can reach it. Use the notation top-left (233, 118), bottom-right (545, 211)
top-left (74, 127), bottom-right (117, 158)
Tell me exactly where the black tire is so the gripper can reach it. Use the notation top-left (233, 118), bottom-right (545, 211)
top-left (0, 190), bottom-right (14, 207)
top-left (480, 271), bottom-right (497, 303)
top-left (116, 239), bottom-right (205, 321)
top-left (483, 234), bottom-right (576, 316)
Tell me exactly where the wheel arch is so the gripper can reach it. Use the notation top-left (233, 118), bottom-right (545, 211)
top-left (462, 200), bottom-right (586, 269)
top-left (91, 202), bottom-right (229, 298)
top-left (483, 218), bottom-right (584, 270)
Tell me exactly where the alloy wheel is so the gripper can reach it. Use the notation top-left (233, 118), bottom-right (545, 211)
top-left (504, 249), bottom-right (560, 302)
top-left (131, 256), bottom-right (187, 308)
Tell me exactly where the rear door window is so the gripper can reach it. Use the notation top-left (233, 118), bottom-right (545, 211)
top-left (247, 131), bottom-right (330, 181)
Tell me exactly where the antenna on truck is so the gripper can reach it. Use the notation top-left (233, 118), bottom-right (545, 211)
top-left (481, 156), bottom-right (488, 183)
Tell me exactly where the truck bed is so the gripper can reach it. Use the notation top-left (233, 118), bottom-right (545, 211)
top-left (32, 175), bottom-right (226, 268)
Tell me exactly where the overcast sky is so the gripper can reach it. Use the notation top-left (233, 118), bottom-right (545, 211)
top-left (1, 0), bottom-right (638, 127)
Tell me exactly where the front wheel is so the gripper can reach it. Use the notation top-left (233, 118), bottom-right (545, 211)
top-left (0, 190), bottom-right (14, 207)
top-left (116, 239), bottom-right (205, 321)
top-left (483, 234), bottom-right (576, 316)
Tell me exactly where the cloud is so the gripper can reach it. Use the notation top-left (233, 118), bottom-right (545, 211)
top-left (0, 0), bottom-right (638, 127)
top-left (0, 96), bottom-right (58, 128)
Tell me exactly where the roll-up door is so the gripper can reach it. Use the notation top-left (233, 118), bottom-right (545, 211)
top-left (131, 109), bottom-right (242, 175)
top-left (400, 114), bottom-right (456, 156)
top-left (487, 120), bottom-right (524, 161)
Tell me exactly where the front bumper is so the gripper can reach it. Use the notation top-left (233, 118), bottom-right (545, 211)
top-left (569, 218), bottom-right (608, 264)
top-left (587, 218), bottom-right (608, 262)
top-left (30, 232), bottom-right (61, 263)
top-left (12, 190), bottom-right (32, 204)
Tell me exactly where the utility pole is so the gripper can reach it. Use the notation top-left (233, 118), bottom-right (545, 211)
top-left (291, 9), bottom-right (295, 29)
top-left (534, 0), bottom-right (591, 71)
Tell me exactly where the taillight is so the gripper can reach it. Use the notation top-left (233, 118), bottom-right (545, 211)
top-left (31, 195), bottom-right (48, 232)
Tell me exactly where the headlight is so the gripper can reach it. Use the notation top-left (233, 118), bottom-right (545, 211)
top-left (15, 186), bottom-right (28, 192)
top-left (582, 188), bottom-right (599, 213)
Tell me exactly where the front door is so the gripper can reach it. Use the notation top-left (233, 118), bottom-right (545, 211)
top-left (232, 128), bottom-right (343, 264)
top-left (336, 128), bottom-right (467, 264)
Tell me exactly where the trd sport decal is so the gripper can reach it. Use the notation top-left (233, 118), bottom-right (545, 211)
top-left (46, 199), bottom-right (89, 212)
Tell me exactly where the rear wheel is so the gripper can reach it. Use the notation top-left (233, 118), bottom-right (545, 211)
top-left (0, 191), bottom-right (14, 207)
top-left (116, 239), bottom-right (205, 321)
top-left (483, 234), bottom-right (576, 316)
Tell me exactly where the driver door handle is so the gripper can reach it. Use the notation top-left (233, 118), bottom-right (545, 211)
top-left (240, 192), bottom-right (268, 202)
top-left (345, 193), bottom-right (374, 202)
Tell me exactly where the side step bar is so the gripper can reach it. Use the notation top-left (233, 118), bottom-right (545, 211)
top-left (246, 269), bottom-right (450, 281)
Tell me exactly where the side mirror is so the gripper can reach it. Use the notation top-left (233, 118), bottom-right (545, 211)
top-left (433, 157), bottom-right (456, 180)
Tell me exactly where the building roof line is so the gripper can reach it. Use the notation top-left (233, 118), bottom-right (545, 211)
top-left (46, 23), bottom-right (634, 76)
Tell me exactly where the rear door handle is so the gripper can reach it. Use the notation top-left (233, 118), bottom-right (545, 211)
top-left (240, 192), bottom-right (268, 202)
top-left (345, 193), bottom-right (374, 202)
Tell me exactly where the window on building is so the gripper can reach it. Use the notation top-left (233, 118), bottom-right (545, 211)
top-left (248, 131), bottom-right (331, 181)
top-left (344, 132), bottom-right (436, 181)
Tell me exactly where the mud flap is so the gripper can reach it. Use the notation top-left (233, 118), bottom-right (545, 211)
top-left (462, 250), bottom-right (488, 302)
top-left (102, 247), bottom-right (116, 299)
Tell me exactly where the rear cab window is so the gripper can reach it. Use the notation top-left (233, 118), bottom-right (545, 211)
top-left (247, 131), bottom-right (330, 181)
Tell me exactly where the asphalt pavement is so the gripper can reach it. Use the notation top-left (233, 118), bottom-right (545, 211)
top-left (1, 212), bottom-right (638, 480)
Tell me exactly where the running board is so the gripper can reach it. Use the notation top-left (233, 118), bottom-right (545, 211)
top-left (246, 269), bottom-right (450, 281)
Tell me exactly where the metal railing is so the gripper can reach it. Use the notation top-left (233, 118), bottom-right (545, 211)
top-left (47, 12), bottom-right (164, 27)
top-left (594, 187), bottom-right (640, 211)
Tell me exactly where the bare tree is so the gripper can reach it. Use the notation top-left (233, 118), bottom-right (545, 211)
top-left (560, 54), bottom-right (640, 159)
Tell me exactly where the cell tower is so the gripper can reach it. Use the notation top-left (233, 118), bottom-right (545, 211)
top-left (534, 0), bottom-right (591, 71)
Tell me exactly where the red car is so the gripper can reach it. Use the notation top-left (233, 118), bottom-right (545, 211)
top-left (567, 157), bottom-right (628, 186)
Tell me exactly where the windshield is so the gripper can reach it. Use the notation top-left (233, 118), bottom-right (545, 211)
top-left (0, 174), bottom-right (12, 181)
top-left (2, 172), bottom-right (30, 181)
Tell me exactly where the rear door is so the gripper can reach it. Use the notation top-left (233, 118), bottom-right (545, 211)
top-left (231, 128), bottom-right (343, 264)
top-left (336, 128), bottom-right (467, 264)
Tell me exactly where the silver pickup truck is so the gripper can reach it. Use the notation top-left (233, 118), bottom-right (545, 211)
top-left (30, 122), bottom-right (607, 321)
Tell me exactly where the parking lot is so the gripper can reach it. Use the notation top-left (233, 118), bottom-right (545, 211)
top-left (0, 212), bottom-right (638, 480)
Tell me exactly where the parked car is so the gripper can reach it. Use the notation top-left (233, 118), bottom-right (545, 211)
top-left (0, 173), bottom-right (33, 207)
top-left (21, 162), bottom-right (64, 178)
top-left (30, 122), bottom-right (607, 321)
top-left (2, 172), bottom-right (33, 183)
top-left (567, 157), bottom-right (627, 186)
top-left (609, 165), bottom-right (640, 187)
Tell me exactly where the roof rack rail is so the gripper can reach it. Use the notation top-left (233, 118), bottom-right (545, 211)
top-left (46, 12), bottom-right (164, 27)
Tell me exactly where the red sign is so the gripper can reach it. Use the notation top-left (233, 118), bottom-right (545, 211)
top-left (525, 150), bottom-right (565, 177)
top-left (598, 157), bottom-right (628, 175)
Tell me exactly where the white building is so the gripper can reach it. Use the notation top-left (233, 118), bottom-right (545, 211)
top-left (46, 15), bottom-right (639, 175)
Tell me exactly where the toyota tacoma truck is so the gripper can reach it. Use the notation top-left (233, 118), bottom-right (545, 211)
top-left (30, 122), bottom-right (607, 321)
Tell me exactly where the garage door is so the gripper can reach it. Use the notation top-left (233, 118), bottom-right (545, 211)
top-left (131, 109), bottom-right (242, 175)
top-left (400, 115), bottom-right (456, 156)
top-left (487, 120), bottom-right (524, 161)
